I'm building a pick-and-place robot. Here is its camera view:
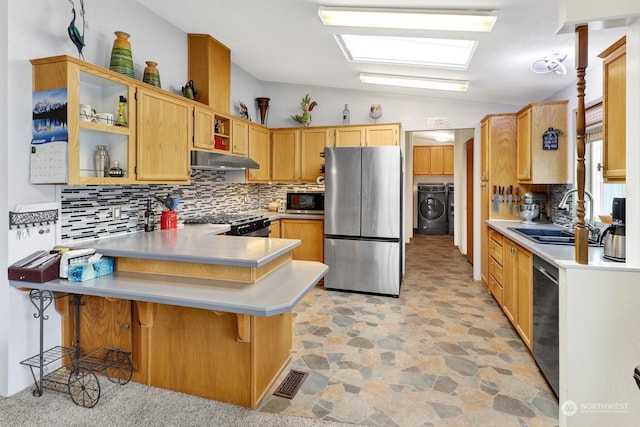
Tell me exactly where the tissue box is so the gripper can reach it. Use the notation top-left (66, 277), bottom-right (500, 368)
top-left (68, 257), bottom-right (115, 282)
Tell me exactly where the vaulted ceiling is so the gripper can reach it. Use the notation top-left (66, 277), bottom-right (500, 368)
top-left (136, 0), bottom-right (626, 106)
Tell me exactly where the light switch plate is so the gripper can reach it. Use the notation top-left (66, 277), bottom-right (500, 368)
top-left (113, 205), bottom-right (121, 219)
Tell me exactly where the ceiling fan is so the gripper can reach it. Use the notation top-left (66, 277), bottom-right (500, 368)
top-left (531, 53), bottom-right (567, 75)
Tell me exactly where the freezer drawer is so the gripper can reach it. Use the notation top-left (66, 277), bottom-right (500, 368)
top-left (324, 238), bottom-right (400, 296)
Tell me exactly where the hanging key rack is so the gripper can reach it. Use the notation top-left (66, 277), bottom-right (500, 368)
top-left (9, 209), bottom-right (58, 229)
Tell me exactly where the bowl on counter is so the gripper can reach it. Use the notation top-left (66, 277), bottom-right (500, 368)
top-left (519, 204), bottom-right (540, 224)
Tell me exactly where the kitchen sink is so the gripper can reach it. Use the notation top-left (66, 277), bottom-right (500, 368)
top-left (507, 227), bottom-right (600, 246)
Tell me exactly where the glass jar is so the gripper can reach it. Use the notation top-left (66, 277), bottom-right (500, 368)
top-left (94, 145), bottom-right (110, 177)
top-left (108, 161), bottom-right (125, 178)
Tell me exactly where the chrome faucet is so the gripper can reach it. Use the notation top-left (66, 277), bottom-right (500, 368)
top-left (558, 189), bottom-right (599, 240)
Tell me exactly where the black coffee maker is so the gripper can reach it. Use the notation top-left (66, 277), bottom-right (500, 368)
top-left (599, 197), bottom-right (625, 262)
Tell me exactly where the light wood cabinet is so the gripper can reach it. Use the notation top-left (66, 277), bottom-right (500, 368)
top-left (480, 114), bottom-right (520, 221)
top-left (443, 145), bottom-right (454, 175)
top-left (187, 34), bottom-right (230, 112)
top-left (481, 119), bottom-right (489, 181)
top-left (31, 55), bottom-right (194, 184)
top-left (231, 119), bottom-right (248, 156)
top-left (488, 229), bottom-right (504, 305)
top-left (60, 295), bottom-right (133, 363)
top-left (492, 231), bottom-right (533, 352)
top-left (271, 129), bottom-right (299, 182)
top-left (413, 145), bottom-right (454, 176)
top-left (300, 127), bottom-right (330, 182)
top-left (516, 100), bottom-right (568, 184)
top-left (334, 123), bottom-right (400, 147)
top-left (599, 36), bottom-right (626, 182)
top-left (481, 182), bottom-right (489, 290)
top-left (502, 238), bottom-right (517, 324)
top-left (335, 126), bottom-right (365, 147)
top-left (193, 106), bottom-right (214, 150)
top-left (30, 55), bottom-right (136, 185)
top-left (281, 219), bottom-right (324, 262)
top-left (515, 245), bottom-right (533, 350)
top-left (136, 87), bottom-right (192, 182)
top-left (247, 124), bottom-right (270, 182)
top-left (414, 146), bottom-right (430, 175)
top-left (269, 219), bottom-right (281, 238)
top-left (365, 124), bottom-right (400, 146)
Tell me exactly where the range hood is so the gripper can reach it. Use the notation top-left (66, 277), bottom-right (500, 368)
top-left (190, 151), bottom-right (260, 170)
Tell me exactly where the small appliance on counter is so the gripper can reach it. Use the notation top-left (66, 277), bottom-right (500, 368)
top-left (286, 191), bottom-right (324, 214)
top-left (600, 197), bottom-right (625, 262)
top-left (519, 192), bottom-right (548, 224)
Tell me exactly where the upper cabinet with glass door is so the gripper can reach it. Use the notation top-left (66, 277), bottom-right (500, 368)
top-left (31, 55), bottom-right (135, 184)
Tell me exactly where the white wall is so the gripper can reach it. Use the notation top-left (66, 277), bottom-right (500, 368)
top-left (1, 0), bottom-right (9, 398)
top-left (561, 267), bottom-right (640, 426)
top-left (3, 0), bottom-right (187, 396)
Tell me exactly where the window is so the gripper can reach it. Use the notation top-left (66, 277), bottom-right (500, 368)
top-left (583, 103), bottom-right (625, 218)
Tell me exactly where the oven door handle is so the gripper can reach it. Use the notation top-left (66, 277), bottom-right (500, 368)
top-left (534, 265), bottom-right (558, 285)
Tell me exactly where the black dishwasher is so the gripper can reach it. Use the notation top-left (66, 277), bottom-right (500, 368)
top-left (533, 255), bottom-right (559, 398)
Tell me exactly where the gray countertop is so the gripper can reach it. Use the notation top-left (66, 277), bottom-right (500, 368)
top-left (487, 220), bottom-right (638, 271)
top-left (68, 225), bottom-right (301, 267)
top-left (10, 260), bottom-right (328, 316)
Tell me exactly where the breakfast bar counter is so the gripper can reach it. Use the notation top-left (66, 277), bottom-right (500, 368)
top-left (10, 226), bottom-right (328, 409)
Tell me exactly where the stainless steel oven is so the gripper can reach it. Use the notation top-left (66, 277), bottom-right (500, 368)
top-left (286, 192), bottom-right (324, 214)
top-left (184, 214), bottom-right (271, 237)
top-left (533, 255), bottom-right (559, 397)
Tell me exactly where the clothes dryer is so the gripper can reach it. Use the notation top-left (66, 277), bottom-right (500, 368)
top-left (417, 183), bottom-right (448, 235)
top-left (447, 183), bottom-right (454, 235)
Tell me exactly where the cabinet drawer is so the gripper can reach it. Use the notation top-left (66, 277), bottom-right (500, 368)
top-left (489, 275), bottom-right (503, 305)
top-left (489, 238), bottom-right (503, 266)
top-left (489, 229), bottom-right (503, 245)
top-left (489, 257), bottom-right (503, 284)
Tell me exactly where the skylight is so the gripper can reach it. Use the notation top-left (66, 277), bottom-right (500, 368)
top-left (335, 34), bottom-right (477, 70)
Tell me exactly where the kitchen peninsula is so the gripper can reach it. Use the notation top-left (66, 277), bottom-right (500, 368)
top-left (9, 226), bottom-right (328, 409)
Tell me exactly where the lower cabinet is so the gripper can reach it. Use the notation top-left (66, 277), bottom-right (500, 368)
top-left (269, 219), bottom-right (281, 238)
top-left (487, 230), bottom-right (533, 352)
top-left (280, 219), bottom-right (324, 262)
top-left (59, 295), bottom-right (135, 367)
top-left (515, 244), bottom-right (533, 350)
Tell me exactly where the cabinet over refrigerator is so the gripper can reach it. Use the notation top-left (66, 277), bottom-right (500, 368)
top-left (324, 146), bottom-right (403, 297)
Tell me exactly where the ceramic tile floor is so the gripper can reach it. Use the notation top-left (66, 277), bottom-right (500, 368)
top-left (258, 235), bottom-right (559, 427)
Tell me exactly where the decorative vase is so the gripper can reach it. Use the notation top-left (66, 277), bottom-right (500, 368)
top-left (256, 97), bottom-right (270, 125)
top-left (142, 61), bottom-right (161, 88)
top-left (109, 31), bottom-right (134, 78)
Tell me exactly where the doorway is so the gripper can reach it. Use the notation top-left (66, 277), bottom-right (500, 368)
top-left (408, 129), bottom-right (474, 256)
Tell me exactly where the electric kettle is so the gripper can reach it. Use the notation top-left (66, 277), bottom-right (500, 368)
top-left (600, 223), bottom-right (625, 262)
top-left (600, 197), bottom-right (626, 262)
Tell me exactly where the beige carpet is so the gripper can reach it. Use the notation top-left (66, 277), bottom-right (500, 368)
top-left (0, 380), bottom-right (356, 426)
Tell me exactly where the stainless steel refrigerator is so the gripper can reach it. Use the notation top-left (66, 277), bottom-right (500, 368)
top-left (324, 146), bottom-right (403, 296)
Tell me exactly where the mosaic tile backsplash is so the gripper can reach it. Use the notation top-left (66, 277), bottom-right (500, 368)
top-left (60, 170), bottom-right (324, 242)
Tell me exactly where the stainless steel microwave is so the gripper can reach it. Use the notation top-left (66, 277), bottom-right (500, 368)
top-left (286, 192), bottom-right (324, 214)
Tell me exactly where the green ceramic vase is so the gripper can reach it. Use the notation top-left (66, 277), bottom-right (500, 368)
top-left (109, 31), bottom-right (134, 78)
top-left (143, 61), bottom-right (161, 88)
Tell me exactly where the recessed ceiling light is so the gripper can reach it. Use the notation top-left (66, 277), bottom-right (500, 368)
top-left (336, 34), bottom-right (477, 70)
top-left (360, 73), bottom-right (469, 92)
top-left (318, 6), bottom-right (497, 32)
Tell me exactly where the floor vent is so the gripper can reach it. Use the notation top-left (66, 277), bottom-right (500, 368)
top-left (273, 370), bottom-right (309, 399)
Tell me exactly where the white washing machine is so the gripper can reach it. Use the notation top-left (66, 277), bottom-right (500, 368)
top-left (417, 183), bottom-right (448, 235)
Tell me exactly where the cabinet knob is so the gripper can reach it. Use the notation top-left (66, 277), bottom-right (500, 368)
top-left (122, 323), bottom-right (130, 330)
